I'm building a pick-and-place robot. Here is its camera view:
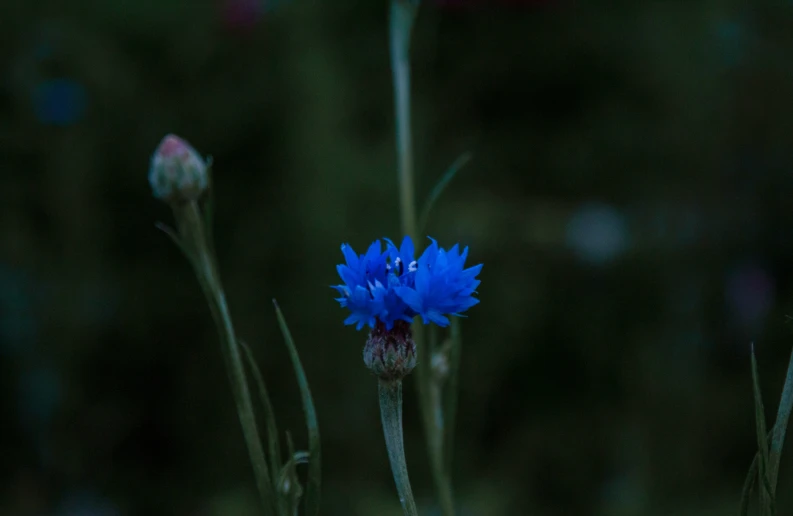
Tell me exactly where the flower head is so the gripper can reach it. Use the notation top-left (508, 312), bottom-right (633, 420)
top-left (149, 134), bottom-right (208, 202)
top-left (333, 236), bottom-right (482, 330)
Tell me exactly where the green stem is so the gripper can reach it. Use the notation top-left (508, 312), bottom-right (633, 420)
top-left (390, 0), bottom-right (417, 244)
top-left (390, 1), bottom-right (455, 514)
top-left (427, 376), bottom-right (454, 514)
top-left (769, 345), bottom-right (793, 494)
top-left (178, 202), bottom-right (276, 515)
top-left (443, 319), bottom-right (461, 478)
top-left (379, 379), bottom-right (419, 516)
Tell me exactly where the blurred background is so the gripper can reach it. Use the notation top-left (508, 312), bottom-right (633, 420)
top-left (2, 0), bottom-right (793, 514)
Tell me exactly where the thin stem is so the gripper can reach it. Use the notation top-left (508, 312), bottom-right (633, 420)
top-left (769, 345), bottom-right (793, 493)
top-left (389, 1), bottom-right (455, 514)
top-left (443, 319), bottom-right (461, 478)
top-left (390, 0), bottom-right (417, 244)
top-left (427, 376), bottom-right (454, 514)
top-left (179, 202), bottom-right (276, 515)
top-left (378, 379), bottom-right (419, 516)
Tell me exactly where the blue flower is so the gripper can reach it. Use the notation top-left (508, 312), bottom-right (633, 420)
top-left (394, 238), bottom-right (482, 326)
top-left (333, 236), bottom-right (482, 330)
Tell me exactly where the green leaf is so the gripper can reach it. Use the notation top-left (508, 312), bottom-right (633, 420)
top-left (768, 345), bottom-right (793, 494)
top-left (751, 344), bottom-right (774, 513)
top-left (739, 452), bottom-right (758, 516)
top-left (739, 428), bottom-right (774, 516)
top-left (276, 448), bottom-right (311, 491)
top-left (239, 340), bottom-right (282, 485)
top-left (418, 152), bottom-right (472, 234)
top-left (277, 432), bottom-right (305, 515)
top-left (273, 300), bottom-right (321, 516)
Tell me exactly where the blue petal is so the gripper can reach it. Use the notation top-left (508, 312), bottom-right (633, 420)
top-left (457, 246), bottom-right (469, 267)
top-left (419, 238), bottom-right (439, 268)
top-left (423, 310), bottom-right (449, 326)
top-left (435, 249), bottom-right (449, 269)
top-left (463, 263), bottom-right (483, 276)
top-left (446, 244), bottom-right (460, 262)
top-left (394, 286), bottom-right (423, 313)
top-left (400, 236), bottom-right (415, 262)
top-left (337, 264), bottom-right (361, 288)
top-left (341, 244), bottom-right (359, 269)
top-left (364, 240), bottom-right (382, 264)
top-left (414, 264), bottom-right (431, 298)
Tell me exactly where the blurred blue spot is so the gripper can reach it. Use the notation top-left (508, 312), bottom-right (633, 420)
top-left (0, 265), bottom-right (37, 355)
top-left (726, 263), bottom-right (774, 334)
top-left (32, 79), bottom-right (87, 126)
top-left (18, 366), bottom-right (61, 427)
top-left (35, 41), bottom-right (54, 60)
top-left (601, 473), bottom-right (647, 512)
top-left (57, 491), bottom-right (119, 516)
top-left (715, 19), bottom-right (745, 67)
top-left (565, 202), bottom-right (629, 265)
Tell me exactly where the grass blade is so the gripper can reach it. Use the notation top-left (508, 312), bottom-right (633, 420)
top-left (277, 446), bottom-right (310, 498)
top-left (239, 340), bottom-right (283, 485)
top-left (273, 300), bottom-right (321, 516)
top-left (418, 152), bottom-right (472, 234)
top-left (278, 432), bottom-right (305, 516)
top-left (739, 452), bottom-right (758, 516)
top-left (751, 344), bottom-right (773, 513)
top-left (769, 345), bottom-right (793, 493)
top-left (739, 433), bottom-right (770, 516)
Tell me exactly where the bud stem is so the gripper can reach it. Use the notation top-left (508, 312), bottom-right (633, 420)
top-left (175, 201), bottom-right (277, 515)
top-left (378, 379), bottom-right (419, 516)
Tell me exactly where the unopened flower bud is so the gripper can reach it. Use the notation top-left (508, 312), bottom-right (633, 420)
top-left (363, 320), bottom-right (417, 381)
top-left (148, 134), bottom-right (208, 202)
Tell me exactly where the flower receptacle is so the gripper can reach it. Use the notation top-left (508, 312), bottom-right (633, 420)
top-left (364, 320), bottom-right (417, 381)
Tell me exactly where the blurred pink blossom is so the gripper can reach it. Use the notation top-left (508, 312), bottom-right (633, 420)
top-left (725, 263), bottom-right (775, 335)
top-left (220, 0), bottom-right (263, 31)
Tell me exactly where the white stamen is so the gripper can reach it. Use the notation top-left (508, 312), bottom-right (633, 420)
top-left (408, 260), bottom-right (418, 272)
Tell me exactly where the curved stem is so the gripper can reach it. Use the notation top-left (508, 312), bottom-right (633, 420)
top-left (379, 379), bottom-right (419, 516)
top-left (178, 202), bottom-right (276, 515)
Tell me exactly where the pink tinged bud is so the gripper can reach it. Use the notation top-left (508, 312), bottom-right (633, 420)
top-left (148, 134), bottom-right (208, 202)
